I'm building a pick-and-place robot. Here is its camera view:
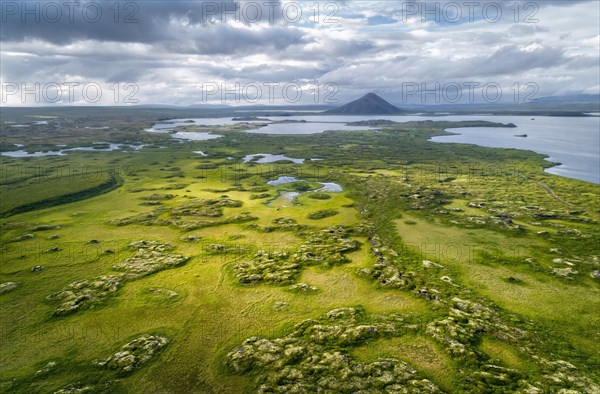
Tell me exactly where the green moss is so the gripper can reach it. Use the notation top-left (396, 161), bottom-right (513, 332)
top-left (307, 209), bottom-right (339, 220)
top-left (1, 112), bottom-right (598, 393)
top-left (307, 193), bottom-right (332, 200)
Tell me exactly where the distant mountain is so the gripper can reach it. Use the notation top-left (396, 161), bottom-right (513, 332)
top-left (187, 103), bottom-right (231, 109)
top-left (130, 104), bottom-right (184, 109)
top-left (325, 93), bottom-right (404, 115)
top-left (526, 94), bottom-right (600, 108)
top-left (532, 94), bottom-right (600, 104)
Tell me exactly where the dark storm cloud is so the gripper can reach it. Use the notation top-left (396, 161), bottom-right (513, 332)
top-left (267, 37), bottom-right (380, 64)
top-left (566, 55), bottom-right (600, 70)
top-left (0, 40), bottom-right (169, 82)
top-left (345, 0), bottom-right (594, 26)
top-left (416, 0), bottom-right (592, 8)
top-left (318, 39), bottom-right (376, 58)
top-left (218, 63), bottom-right (330, 82)
top-left (464, 44), bottom-right (567, 77)
top-left (106, 69), bottom-right (144, 83)
top-left (0, 0), bottom-right (286, 45)
top-left (318, 42), bottom-right (569, 89)
top-left (175, 24), bottom-right (307, 55)
top-left (530, 0), bottom-right (591, 6)
top-left (0, 0), bottom-right (597, 105)
top-left (506, 25), bottom-right (549, 37)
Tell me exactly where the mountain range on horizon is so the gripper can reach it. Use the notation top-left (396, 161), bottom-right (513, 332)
top-left (3, 93), bottom-right (597, 113)
top-left (123, 93), bottom-right (598, 110)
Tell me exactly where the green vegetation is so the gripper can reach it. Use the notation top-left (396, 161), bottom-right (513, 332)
top-left (307, 209), bottom-right (339, 220)
top-left (307, 192), bottom-right (332, 200)
top-left (279, 181), bottom-right (321, 192)
top-left (0, 109), bottom-right (598, 393)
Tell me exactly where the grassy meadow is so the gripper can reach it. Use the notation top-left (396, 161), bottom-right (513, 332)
top-left (0, 110), bottom-right (598, 393)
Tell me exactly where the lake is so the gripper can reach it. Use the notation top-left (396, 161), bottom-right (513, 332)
top-left (256, 115), bottom-right (600, 184)
top-left (243, 154), bottom-right (305, 164)
top-left (148, 114), bottom-right (598, 183)
top-left (250, 121), bottom-right (370, 134)
top-left (1, 143), bottom-right (147, 157)
top-left (8, 114), bottom-right (595, 184)
top-left (266, 176), bottom-right (344, 205)
top-left (429, 116), bottom-right (600, 184)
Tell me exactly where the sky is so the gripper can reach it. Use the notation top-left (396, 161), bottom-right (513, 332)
top-left (1, 0), bottom-right (599, 106)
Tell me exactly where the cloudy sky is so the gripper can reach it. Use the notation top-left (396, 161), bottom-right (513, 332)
top-left (1, 0), bottom-right (599, 106)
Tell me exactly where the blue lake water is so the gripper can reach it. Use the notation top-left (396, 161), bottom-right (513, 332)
top-left (243, 154), bottom-right (305, 164)
top-left (170, 131), bottom-right (222, 141)
top-left (1, 143), bottom-right (147, 157)
top-left (251, 121), bottom-right (369, 134)
top-left (267, 176), bottom-right (344, 192)
top-left (429, 116), bottom-right (600, 184)
top-left (5, 114), bottom-right (596, 184)
top-left (145, 117), bottom-right (367, 134)
top-left (317, 183), bottom-right (344, 192)
top-left (267, 176), bottom-right (303, 186)
top-left (258, 115), bottom-right (599, 184)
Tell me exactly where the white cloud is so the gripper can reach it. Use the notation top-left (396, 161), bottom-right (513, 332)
top-left (1, 0), bottom-right (598, 105)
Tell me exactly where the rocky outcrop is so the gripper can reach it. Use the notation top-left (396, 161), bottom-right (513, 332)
top-left (226, 308), bottom-right (441, 393)
top-left (94, 334), bottom-right (169, 374)
top-left (0, 281), bottom-right (18, 295)
top-left (47, 275), bottom-right (123, 316)
top-left (113, 241), bottom-right (188, 279)
top-left (48, 241), bottom-right (188, 316)
top-left (234, 226), bottom-right (358, 285)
